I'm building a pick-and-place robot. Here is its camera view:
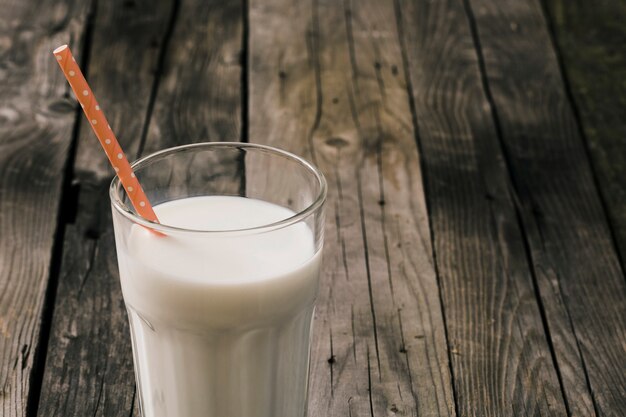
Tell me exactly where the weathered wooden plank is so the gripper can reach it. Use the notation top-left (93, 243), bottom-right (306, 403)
top-left (543, 0), bottom-right (626, 268)
top-left (545, 0), bottom-right (626, 268)
top-left (466, 0), bottom-right (626, 415)
top-left (396, 0), bottom-right (569, 415)
top-left (142, 0), bottom-right (242, 153)
top-left (0, 1), bottom-right (90, 416)
top-left (250, 0), bottom-right (455, 415)
top-left (37, 1), bottom-right (176, 416)
top-left (37, 183), bottom-right (141, 417)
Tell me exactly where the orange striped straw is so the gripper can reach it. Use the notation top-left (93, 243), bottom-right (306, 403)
top-left (53, 44), bottom-right (159, 224)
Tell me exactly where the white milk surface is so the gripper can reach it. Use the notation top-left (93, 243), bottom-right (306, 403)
top-left (115, 196), bottom-right (321, 417)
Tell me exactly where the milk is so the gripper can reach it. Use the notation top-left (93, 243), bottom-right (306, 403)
top-left (114, 196), bottom-right (321, 417)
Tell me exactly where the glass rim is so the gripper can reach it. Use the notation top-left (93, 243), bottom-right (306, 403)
top-left (109, 142), bottom-right (327, 236)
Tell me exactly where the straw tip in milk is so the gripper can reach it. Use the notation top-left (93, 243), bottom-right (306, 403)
top-left (53, 45), bottom-right (68, 54)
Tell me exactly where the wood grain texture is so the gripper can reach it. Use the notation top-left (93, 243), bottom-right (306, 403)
top-left (250, 0), bottom-right (455, 415)
top-left (37, 1), bottom-right (176, 416)
top-left (0, 1), bottom-right (90, 416)
top-left (6, 0), bottom-right (623, 416)
top-left (142, 0), bottom-right (242, 153)
top-left (37, 183), bottom-right (140, 417)
top-left (467, 0), bottom-right (626, 414)
top-left (396, 0), bottom-right (569, 415)
top-left (543, 0), bottom-right (626, 268)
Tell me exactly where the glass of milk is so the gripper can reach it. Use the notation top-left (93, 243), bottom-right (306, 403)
top-left (109, 142), bottom-right (326, 417)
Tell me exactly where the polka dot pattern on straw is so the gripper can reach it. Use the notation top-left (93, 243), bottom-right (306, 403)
top-left (53, 45), bottom-right (159, 224)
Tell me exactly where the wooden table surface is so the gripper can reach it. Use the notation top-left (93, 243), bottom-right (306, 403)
top-left (1, 0), bottom-right (625, 416)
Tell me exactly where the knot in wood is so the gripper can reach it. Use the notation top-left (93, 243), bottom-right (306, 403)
top-left (325, 137), bottom-right (349, 149)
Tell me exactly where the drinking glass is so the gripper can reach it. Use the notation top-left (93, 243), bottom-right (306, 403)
top-left (110, 142), bottom-right (326, 417)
